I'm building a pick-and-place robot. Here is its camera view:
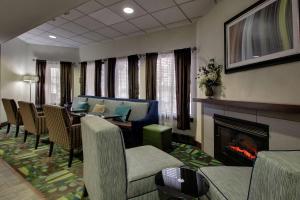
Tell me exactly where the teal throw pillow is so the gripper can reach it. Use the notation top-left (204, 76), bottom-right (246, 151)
top-left (75, 101), bottom-right (90, 111)
top-left (114, 105), bottom-right (131, 122)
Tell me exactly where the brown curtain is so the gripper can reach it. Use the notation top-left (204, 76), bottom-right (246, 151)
top-left (174, 48), bottom-right (191, 130)
top-left (107, 58), bottom-right (116, 98)
top-left (95, 60), bottom-right (102, 96)
top-left (80, 62), bottom-right (87, 96)
top-left (128, 55), bottom-right (139, 99)
top-left (60, 62), bottom-right (72, 106)
top-left (35, 60), bottom-right (46, 106)
top-left (145, 53), bottom-right (158, 100)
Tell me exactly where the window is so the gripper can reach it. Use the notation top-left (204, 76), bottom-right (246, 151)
top-left (101, 60), bottom-right (108, 97)
top-left (45, 61), bottom-right (60, 105)
top-left (85, 62), bottom-right (95, 96)
top-left (115, 57), bottom-right (128, 98)
top-left (138, 56), bottom-right (146, 99)
top-left (156, 53), bottom-right (176, 126)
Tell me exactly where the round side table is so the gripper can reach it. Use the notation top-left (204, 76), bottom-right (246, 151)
top-left (155, 167), bottom-right (209, 199)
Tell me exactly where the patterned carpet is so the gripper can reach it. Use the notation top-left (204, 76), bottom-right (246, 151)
top-left (0, 126), bottom-right (221, 200)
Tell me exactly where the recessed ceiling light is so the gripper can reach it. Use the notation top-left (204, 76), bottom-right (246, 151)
top-left (123, 7), bottom-right (134, 14)
top-left (49, 35), bottom-right (56, 39)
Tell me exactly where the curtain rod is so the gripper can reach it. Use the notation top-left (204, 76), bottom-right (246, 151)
top-left (32, 58), bottom-right (77, 65)
top-left (81, 46), bottom-right (197, 63)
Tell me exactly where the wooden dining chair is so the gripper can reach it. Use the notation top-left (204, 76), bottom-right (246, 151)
top-left (43, 105), bottom-right (82, 167)
top-left (2, 98), bottom-right (23, 137)
top-left (18, 101), bottom-right (48, 149)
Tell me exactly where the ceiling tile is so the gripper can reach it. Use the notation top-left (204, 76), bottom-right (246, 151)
top-left (19, 32), bottom-right (36, 39)
top-left (180, 0), bottom-right (214, 18)
top-left (135, 0), bottom-right (175, 12)
top-left (129, 14), bottom-right (161, 30)
top-left (70, 36), bottom-right (93, 44)
top-left (82, 32), bottom-right (107, 41)
top-left (95, 0), bottom-right (122, 6)
top-left (27, 28), bottom-right (44, 35)
top-left (36, 23), bottom-right (56, 31)
top-left (95, 27), bottom-right (123, 38)
top-left (111, 21), bottom-right (140, 34)
top-left (166, 19), bottom-right (191, 28)
top-left (109, 0), bottom-right (147, 19)
top-left (89, 8), bottom-right (125, 25)
top-left (152, 7), bottom-right (186, 25)
top-left (145, 26), bottom-right (166, 33)
top-left (76, 0), bottom-right (103, 14)
top-left (49, 28), bottom-right (76, 38)
top-left (175, 0), bottom-right (192, 4)
top-left (62, 22), bottom-right (89, 34)
top-left (129, 31), bottom-right (145, 37)
top-left (74, 16), bottom-right (106, 30)
top-left (62, 9), bottom-right (84, 20)
top-left (48, 17), bottom-right (68, 26)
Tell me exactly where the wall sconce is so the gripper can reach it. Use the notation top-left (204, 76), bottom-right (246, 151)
top-left (23, 75), bottom-right (39, 102)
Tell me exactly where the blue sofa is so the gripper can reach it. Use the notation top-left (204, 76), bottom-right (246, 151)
top-left (72, 96), bottom-right (159, 146)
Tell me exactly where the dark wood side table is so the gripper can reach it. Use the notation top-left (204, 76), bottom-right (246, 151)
top-left (155, 167), bottom-right (209, 200)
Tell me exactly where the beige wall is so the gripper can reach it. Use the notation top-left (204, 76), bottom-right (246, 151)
top-left (195, 0), bottom-right (300, 143)
top-left (0, 38), bottom-right (79, 122)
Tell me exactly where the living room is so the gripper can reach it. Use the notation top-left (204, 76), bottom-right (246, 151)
top-left (0, 0), bottom-right (299, 200)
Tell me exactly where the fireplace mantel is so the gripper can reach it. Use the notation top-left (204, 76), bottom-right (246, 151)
top-left (193, 98), bottom-right (300, 114)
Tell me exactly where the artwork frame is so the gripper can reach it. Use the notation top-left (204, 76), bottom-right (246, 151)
top-left (224, 0), bottom-right (300, 73)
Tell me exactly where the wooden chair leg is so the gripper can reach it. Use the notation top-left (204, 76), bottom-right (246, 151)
top-left (68, 148), bottom-right (74, 168)
top-left (15, 124), bottom-right (19, 137)
top-left (82, 184), bottom-right (88, 199)
top-left (49, 142), bottom-right (54, 157)
top-left (35, 135), bottom-right (40, 149)
top-left (24, 131), bottom-right (28, 143)
top-left (6, 124), bottom-right (10, 134)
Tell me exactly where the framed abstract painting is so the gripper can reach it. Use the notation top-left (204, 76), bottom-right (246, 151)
top-left (224, 0), bottom-right (300, 73)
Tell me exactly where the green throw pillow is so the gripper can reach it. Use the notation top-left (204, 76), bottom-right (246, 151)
top-left (114, 105), bottom-right (131, 122)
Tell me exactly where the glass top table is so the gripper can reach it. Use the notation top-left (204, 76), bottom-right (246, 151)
top-left (155, 167), bottom-right (209, 199)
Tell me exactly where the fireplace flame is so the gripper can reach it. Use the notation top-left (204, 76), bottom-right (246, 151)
top-left (228, 146), bottom-right (257, 160)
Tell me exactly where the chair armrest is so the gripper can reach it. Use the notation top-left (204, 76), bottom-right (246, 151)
top-left (69, 124), bottom-right (82, 148)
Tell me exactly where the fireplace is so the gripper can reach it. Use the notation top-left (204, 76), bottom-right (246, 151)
top-left (214, 114), bottom-right (269, 166)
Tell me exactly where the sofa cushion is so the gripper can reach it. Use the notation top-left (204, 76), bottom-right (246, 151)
top-left (199, 166), bottom-right (252, 200)
top-left (103, 99), bottom-right (124, 114)
top-left (87, 98), bottom-right (104, 112)
top-left (123, 101), bottom-right (148, 121)
top-left (72, 97), bottom-right (87, 108)
top-left (126, 145), bottom-right (183, 198)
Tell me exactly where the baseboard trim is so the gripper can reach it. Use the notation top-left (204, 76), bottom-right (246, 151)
top-left (0, 122), bottom-right (8, 128)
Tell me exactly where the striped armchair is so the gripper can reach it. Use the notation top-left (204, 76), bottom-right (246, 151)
top-left (18, 101), bottom-right (48, 149)
top-left (43, 105), bottom-right (82, 168)
top-left (2, 98), bottom-right (23, 137)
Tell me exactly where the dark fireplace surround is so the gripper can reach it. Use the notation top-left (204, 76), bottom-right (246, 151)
top-left (214, 114), bottom-right (269, 166)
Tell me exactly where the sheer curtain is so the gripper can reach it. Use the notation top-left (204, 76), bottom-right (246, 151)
top-left (85, 62), bottom-right (95, 96)
top-left (115, 57), bottom-right (129, 98)
top-left (138, 56), bottom-right (146, 99)
top-left (156, 53), bottom-right (176, 126)
top-left (45, 61), bottom-right (60, 105)
top-left (101, 60), bottom-right (108, 97)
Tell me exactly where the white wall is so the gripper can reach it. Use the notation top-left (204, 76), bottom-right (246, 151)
top-left (0, 38), bottom-right (79, 122)
top-left (79, 24), bottom-right (196, 61)
top-left (195, 0), bottom-right (300, 143)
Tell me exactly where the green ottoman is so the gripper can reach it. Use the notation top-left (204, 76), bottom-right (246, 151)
top-left (143, 124), bottom-right (172, 151)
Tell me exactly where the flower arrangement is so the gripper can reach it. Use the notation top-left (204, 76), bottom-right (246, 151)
top-left (196, 58), bottom-right (223, 97)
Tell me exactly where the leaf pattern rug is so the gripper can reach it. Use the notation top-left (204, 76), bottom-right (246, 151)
top-left (0, 126), bottom-right (221, 200)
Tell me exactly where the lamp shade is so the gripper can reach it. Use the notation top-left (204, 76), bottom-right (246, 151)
top-left (23, 75), bottom-right (39, 83)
